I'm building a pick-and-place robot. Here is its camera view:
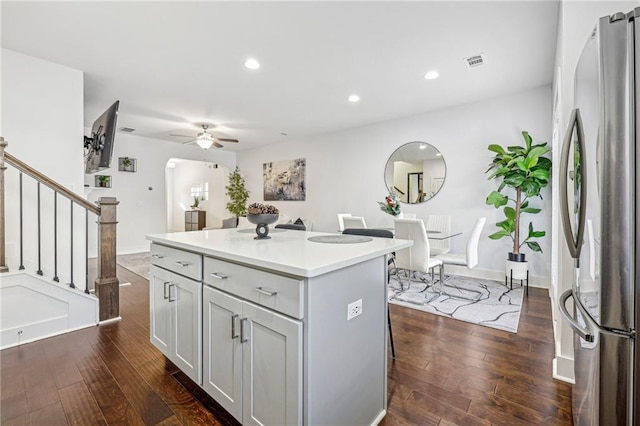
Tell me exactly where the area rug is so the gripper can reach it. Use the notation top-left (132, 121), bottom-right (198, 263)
top-left (116, 252), bottom-right (151, 280)
top-left (388, 272), bottom-right (524, 333)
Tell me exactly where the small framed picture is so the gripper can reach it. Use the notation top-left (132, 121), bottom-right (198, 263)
top-left (118, 157), bottom-right (137, 172)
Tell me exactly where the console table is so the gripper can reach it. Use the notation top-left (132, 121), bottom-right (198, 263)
top-left (185, 210), bottom-right (206, 231)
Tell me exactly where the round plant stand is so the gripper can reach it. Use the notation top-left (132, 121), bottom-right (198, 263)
top-left (505, 260), bottom-right (529, 295)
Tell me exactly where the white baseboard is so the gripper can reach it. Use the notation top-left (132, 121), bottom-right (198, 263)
top-left (553, 355), bottom-right (575, 383)
top-left (445, 265), bottom-right (550, 289)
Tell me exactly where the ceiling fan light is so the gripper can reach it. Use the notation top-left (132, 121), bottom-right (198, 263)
top-left (196, 134), bottom-right (214, 149)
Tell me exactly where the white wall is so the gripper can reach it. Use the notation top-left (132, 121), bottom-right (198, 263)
top-left (166, 159), bottom-right (229, 232)
top-left (237, 85), bottom-right (553, 281)
top-left (85, 132), bottom-right (236, 255)
top-left (1, 48), bottom-right (86, 285)
top-left (550, 0), bottom-right (637, 383)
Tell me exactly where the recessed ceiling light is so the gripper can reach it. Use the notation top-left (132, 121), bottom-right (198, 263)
top-left (348, 94), bottom-right (360, 103)
top-left (424, 70), bottom-right (439, 80)
top-left (244, 58), bottom-right (260, 70)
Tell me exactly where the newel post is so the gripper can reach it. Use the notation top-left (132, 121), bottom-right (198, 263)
top-left (0, 138), bottom-right (8, 273)
top-left (95, 196), bottom-right (119, 321)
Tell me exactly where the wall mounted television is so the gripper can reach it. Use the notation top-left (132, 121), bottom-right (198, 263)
top-left (84, 100), bottom-right (119, 174)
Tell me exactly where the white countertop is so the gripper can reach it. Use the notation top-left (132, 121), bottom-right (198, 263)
top-left (146, 229), bottom-right (412, 278)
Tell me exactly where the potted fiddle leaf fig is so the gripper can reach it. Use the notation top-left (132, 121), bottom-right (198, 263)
top-left (225, 166), bottom-right (250, 226)
top-left (485, 131), bottom-right (551, 268)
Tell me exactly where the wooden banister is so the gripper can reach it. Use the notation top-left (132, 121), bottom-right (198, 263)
top-left (4, 151), bottom-right (100, 215)
top-left (0, 138), bottom-right (119, 321)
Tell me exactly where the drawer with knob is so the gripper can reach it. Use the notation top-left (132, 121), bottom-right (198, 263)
top-left (204, 256), bottom-right (304, 319)
top-left (150, 243), bottom-right (202, 281)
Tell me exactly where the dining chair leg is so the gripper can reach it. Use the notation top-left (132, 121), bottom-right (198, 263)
top-left (388, 307), bottom-right (396, 359)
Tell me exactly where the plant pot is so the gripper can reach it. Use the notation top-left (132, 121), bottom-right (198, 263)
top-left (508, 252), bottom-right (526, 262)
top-left (506, 259), bottom-right (528, 280)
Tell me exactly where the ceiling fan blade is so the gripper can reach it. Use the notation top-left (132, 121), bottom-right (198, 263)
top-left (170, 134), bottom-right (193, 138)
top-left (213, 141), bottom-right (224, 148)
top-left (181, 140), bottom-right (197, 145)
top-left (215, 138), bottom-right (239, 143)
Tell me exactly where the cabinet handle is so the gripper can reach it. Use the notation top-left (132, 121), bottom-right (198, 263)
top-left (175, 261), bottom-right (190, 267)
top-left (152, 254), bottom-right (165, 259)
top-left (163, 281), bottom-right (171, 299)
top-left (255, 286), bottom-right (277, 297)
top-left (210, 272), bottom-right (229, 280)
top-left (168, 284), bottom-right (177, 302)
top-left (240, 317), bottom-right (248, 343)
top-left (231, 314), bottom-right (239, 339)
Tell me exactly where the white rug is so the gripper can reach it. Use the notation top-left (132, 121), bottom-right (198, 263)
top-left (388, 272), bottom-right (524, 333)
top-left (116, 252), bottom-right (151, 280)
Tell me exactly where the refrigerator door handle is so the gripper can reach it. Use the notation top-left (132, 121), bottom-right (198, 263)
top-left (559, 289), bottom-right (595, 342)
top-left (559, 108), bottom-right (588, 260)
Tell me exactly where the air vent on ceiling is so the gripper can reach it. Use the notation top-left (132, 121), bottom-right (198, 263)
top-left (464, 53), bottom-right (486, 69)
top-left (118, 127), bottom-right (136, 133)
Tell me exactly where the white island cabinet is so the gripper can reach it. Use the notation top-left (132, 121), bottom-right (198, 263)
top-left (147, 229), bottom-right (411, 426)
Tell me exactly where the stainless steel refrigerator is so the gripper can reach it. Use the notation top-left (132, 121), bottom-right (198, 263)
top-left (558, 8), bottom-right (639, 426)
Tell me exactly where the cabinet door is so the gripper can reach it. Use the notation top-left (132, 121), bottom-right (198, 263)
top-left (203, 287), bottom-right (243, 422)
top-left (170, 275), bottom-right (202, 384)
top-left (242, 301), bottom-right (302, 426)
top-left (149, 266), bottom-right (171, 358)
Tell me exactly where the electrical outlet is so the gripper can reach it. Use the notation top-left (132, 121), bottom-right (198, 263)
top-left (347, 299), bottom-right (363, 320)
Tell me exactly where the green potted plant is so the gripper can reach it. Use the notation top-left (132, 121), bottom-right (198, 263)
top-left (95, 175), bottom-right (111, 188)
top-left (191, 195), bottom-right (200, 210)
top-left (225, 166), bottom-right (250, 225)
top-left (485, 131), bottom-right (551, 268)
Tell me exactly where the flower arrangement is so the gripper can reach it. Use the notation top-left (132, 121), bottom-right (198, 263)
top-left (378, 191), bottom-right (401, 216)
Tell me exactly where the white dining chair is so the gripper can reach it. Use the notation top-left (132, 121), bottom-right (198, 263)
top-left (435, 217), bottom-right (486, 301)
top-left (436, 217), bottom-right (486, 274)
top-left (337, 213), bottom-right (352, 232)
top-left (392, 218), bottom-right (443, 299)
top-left (343, 216), bottom-right (367, 229)
top-left (426, 214), bottom-right (451, 255)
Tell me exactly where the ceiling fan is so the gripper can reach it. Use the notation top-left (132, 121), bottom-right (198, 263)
top-left (170, 124), bottom-right (239, 149)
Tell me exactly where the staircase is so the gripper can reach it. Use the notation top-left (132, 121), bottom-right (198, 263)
top-left (0, 137), bottom-right (120, 349)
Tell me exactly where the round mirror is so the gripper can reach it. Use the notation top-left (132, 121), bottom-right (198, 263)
top-left (384, 142), bottom-right (446, 204)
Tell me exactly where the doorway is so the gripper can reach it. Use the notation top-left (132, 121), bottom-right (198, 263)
top-left (165, 158), bottom-right (229, 232)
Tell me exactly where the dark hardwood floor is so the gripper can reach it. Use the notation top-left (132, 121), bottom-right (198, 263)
top-left (1, 266), bottom-right (571, 425)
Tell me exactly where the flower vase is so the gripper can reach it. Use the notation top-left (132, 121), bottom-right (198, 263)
top-left (396, 212), bottom-right (404, 219)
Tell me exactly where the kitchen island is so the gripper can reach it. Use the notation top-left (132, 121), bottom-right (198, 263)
top-left (146, 228), bottom-right (411, 426)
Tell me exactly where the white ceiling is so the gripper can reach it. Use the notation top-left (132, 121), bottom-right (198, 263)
top-left (1, 1), bottom-right (559, 152)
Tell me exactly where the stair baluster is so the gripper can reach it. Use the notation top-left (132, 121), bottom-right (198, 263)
top-left (85, 209), bottom-right (89, 294)
top-left (69, 199), bottom-right (75, 289)
top-left (37, 182), bottom-right (43, 275)
top-left (19, 172), bottom-right (24, 270)
top-left (53, 191), bottom-right (59, 282)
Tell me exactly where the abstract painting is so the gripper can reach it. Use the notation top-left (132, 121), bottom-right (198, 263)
top-left (263, 158), bottom-right (306, 201)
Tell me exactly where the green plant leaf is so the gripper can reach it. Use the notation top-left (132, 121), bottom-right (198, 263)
top-left (489, 230), bottom-right (511, 240)
top-left (488, 144), bottom-right (505, 154)
top-left (525, 241), bottom-right (543, 252)
top-left (529, 169), bottom-right (550, 181)
top-left (496, 219), bottom-right (514, 232)
top-left (504, 174), bottom-right (525, 188)
top-left (521, 207), bottom-right (541, 214)
top-left (504, 206), bottom-right (516, 220)
top-left (516, 160), bottom-right (528, 172)
top-left (527, 146), bottom-right (549, 160)
top-left (486, 191), bottom-right (508, 208)
top-left (522, 131), bottom-right (532, 150)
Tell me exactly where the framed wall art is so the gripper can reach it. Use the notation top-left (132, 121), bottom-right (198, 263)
top-left (263, 158), bottom-right (306, 201)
